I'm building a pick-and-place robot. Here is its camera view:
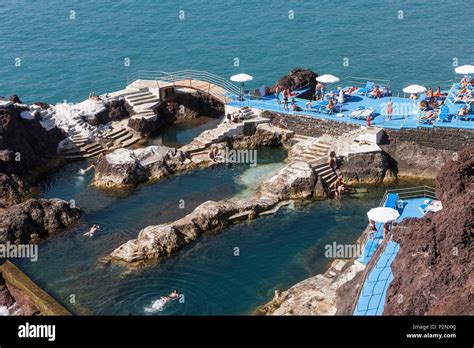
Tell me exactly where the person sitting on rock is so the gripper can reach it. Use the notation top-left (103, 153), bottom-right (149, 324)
top-left (331, 176), bottom-right (345, 200)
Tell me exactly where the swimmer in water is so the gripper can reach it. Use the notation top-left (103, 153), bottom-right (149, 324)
top-left (168, 290), bottom-right (180, 299)
top-left (83, 224), bottom-right (99, 237)
top-left (79, 164), bottom-right (95, 175)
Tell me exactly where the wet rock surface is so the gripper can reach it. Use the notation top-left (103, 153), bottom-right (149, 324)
top-left (110, 198), bottom-right (274, 263)
top-left (384, 146), bottom-right (473, 315)
top-left (232, 123), bottom-right (294, 148)
top-left (255, 259), bottom-right (365, 315)
top-left (93, 145), bottom-right (194, 188)
top-left (0, 198), bottom-right (81, 244)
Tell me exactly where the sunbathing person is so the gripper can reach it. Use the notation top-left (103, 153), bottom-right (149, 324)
top-left (421, 110), bottom-right (438, 124)
top-left (428, 97), bottom-right (438, 109)
top-left (458, 106), bottom-right (470, 116)
top-left (344, 86), bottom-right (358, 95)
top-left (290, 99), bottom-right (297, 112)
top-left (455, 89), bottom-right (472, 102)
top-left (433, 86), bottom-right (442, 97)
top-left (370, 86), bottom-right (382, 98)
top-left (426, 88), bottom-right (433, 98)
top-left (326, 98), bottom-right (335, 112)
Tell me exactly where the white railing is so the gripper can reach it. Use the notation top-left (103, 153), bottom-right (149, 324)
top-left (126, 69), bottom-right (241, 97)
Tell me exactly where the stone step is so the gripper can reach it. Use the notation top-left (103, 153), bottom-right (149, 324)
top-left (311, 161), bottom-right (329, 169)
top-left (131, 98), bottom-right (159, 106)
top-left (116, 132), bottom-right (133, 144)
top-left (127, 93), bottom-right (155, 103)
top-left (121, 136), bottom-right (140, 148)
top-left (322, 172), bottom-right (337, 183)
top-left (309, 143), bottom-right (331, 151)
top-left (125, 91), bottom-right (152, 99)
top-left (317, 166), bottom-right (334, 177)
top-left (121, 88), bottom-right (150, 97)
top-left (105, 128), bottom-right (128, 139)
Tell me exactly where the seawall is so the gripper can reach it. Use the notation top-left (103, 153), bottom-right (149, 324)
top-left (0, 261), bottom-right (70, 315)
top-left (260, 110), bottom-right (474, 179)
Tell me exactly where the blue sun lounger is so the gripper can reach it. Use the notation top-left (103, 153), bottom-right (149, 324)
top-left (438, 106), bottom-right (450, 122)
top-left (384, 193), bottom-right (399, 209)
top-left (419, 199), bottom-right (433, 215)
top-left (357, 81), bottom-right (375, 96)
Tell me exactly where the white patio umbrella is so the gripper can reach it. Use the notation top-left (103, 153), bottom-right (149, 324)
top-left (316, 74), bottom-right (340, 84)
top-left (231, 73), bottom-right (253, 100)
top-left (454, 65), bottom-right (474, 75)
top-left (402, 84), bottom-right (426, 94)
top-left (366, 207), bottom-right (400, 223)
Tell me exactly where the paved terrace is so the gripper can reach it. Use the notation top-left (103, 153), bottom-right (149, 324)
top-left (227, 86), bottom-right (474, 131)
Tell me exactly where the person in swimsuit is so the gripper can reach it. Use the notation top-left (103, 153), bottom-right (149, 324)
top-left (386, 98), bottom-right (393, 121)
top-left (84, 224), bottom-right (99, 237)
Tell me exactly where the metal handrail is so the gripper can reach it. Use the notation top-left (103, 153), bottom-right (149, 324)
top-left (127, 69), bottom-right (242, 96)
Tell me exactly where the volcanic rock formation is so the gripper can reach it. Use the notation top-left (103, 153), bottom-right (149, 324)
top-left (384, 146), bottom-right (473, 315)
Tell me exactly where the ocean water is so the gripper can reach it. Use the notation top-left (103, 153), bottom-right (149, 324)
top-left (1, 0), bottom-right (473, 103)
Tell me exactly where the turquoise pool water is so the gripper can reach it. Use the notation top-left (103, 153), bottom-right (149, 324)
top-left (15, 145), bottom-right (433, 315)
top-left (1, 1), bottom-right (472, 103)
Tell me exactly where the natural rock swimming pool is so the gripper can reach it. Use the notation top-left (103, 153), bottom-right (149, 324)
top-left (12, 119), bottom-right (434, 315)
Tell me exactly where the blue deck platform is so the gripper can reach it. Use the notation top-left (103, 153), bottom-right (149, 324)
top-left (353, 196), bottom-right (428, 316)
top-left (227, 86), bottom-right (474, 130)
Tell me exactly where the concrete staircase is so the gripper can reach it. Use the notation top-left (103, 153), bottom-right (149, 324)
top-left (101, 126), bottom-right (140, 148)
top-left (291, 133), bottom-right (339, 193)
top-left (181, 109), bottom-right (266, 155)
top-left (312, 162), bottom-right (338, 193)
top-left (60, 132), bottom-right (106, 160)
top-left (125, 89), bottom-right (159, 108)
top-left (123, 88), bottom-right (159, 121)
top-left (298, 140), bottom-right (332, 167)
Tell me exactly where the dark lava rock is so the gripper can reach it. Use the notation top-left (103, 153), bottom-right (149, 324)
top-left (384, 146), bottom-right (473, 315)
top-left (274, 68), bottom-right (318, 98)
top-left (0, 173), bottom-right (30, 209)
top-left (338, 151), bottom-right (393, 183)
top-left (85, 98), bottom-right (131, 126)
top-left (0, 198), bottom-right (81, 244)
top-left (9, 95), bottom-right (22, 104)
top-left (0, 104), bottom-right (65, 178)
